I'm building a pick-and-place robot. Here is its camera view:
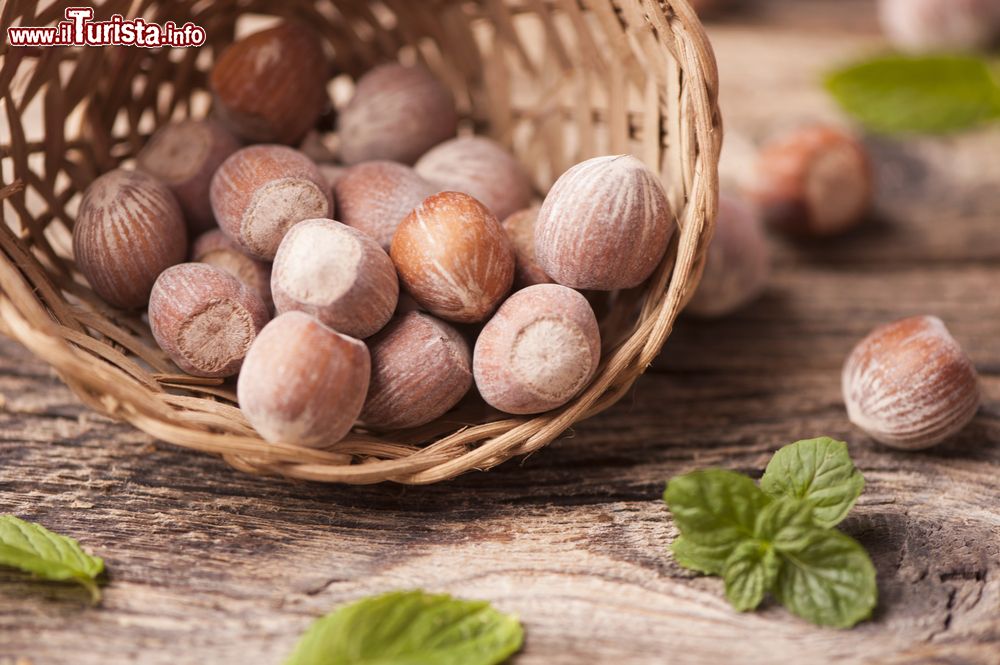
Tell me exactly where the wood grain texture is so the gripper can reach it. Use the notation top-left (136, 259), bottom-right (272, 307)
top-left (1, 2), bottom-right (999, 663)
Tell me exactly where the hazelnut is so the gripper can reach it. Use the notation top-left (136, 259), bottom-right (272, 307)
top-left (334, 161), bottom-right (437, 250)
top-left (361, 312), bottom-right (473, 430)
top-left (210, 144), bottom-right (331, 260)
top-left (842, 315), bottom-right (980, 450)
top-left (136, 119), bottom-right (240, 233)
top-left (535, 155), bottom-right (674, 290)
top-left (338, 64), bottom-right (458, 165)
top-left (501, 206), bottom-right (552, 289)
top-left (271, 218), bottom-right (398, 339)
top-left (391, 192), bottom-right (514, 323)
top-left (415, 137), bottom-right (533, 221)
top-left (210, 22), bottom-right (328, 145)
top-left (149, 263), bottom-right (269, 378)
top-left (238, 311), bottom-right (370, 447)
top-left (191, 229), bottom-right (273, 311)
top-left (72, 169), bottom-right (187, 309)
top-left (747, 125), bottom-right (873, 237)
top-left (879, 0), bottom-right (1000, 53)
top-left (686, 194), bottom-right (771, 318)
top-left (474, 284), bottom-right (600, 415)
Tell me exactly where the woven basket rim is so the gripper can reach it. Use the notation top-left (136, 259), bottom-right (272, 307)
top-left (0, 0), bottom-right (722, 485)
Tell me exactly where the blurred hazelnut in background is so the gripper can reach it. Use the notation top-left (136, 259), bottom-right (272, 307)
top-left (879, 0), bottom-right (1000, 53)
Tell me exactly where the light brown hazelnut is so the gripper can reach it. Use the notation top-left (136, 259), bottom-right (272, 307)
top-left (842, 315), bottom-right (980, 450)
top-left (535, 155), bottom-right (674, 290)
top-left (210, 144), bottom-right (331, 260)
top-left (501, 206), bottom-right (552, 289)
top-left (686, 194), bottom-right (771, 318)
top-left (271, 218), bottom-right (398, 338)
top-left (149, 263), bottom-right (269, 378)
top-left (747, 125), bottom-right (873, 237)
top-left (209, 22), bottom-right (328, 145)
top-left (474, 284), bottom-right (600, 415)
top-left (415, 137), bottom-right (533, 221)
top-left (338, 64), bottom-right (458, 165)
top-left (361, 312), bottom-right (473, 430)
top-left (191, 229), bottom-right (273, 311)
top-left (136, 119), bottom-right (240, 233)
top-left (72, 169), bottom-right (187, 309)
top-left (334, 161), bottom-right (436, 250)
top-left (390, 192), bottom-right (514, 324)
top-left (237, 311), bottom-right (370, 447)
top-left (879, 0), bottom-right (1000, 53)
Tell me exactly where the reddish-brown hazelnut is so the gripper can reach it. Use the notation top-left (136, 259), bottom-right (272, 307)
top-left (686, 194), bottom-right (771, 318)
top-left (210, 145), bottom-right (331, 260)
top-left (501, 206), bottom-right (552, 289)
top-left (391, 192), bottom-right (514, 323)
top-left (209, 22), bottom-right (328, 145)
top-left (338, 64), bottom-right (458, 165)
top-left (238, 311), bottom-right (370, 447)
top-left (136, 119), bottom-right (240, 233)
top-left (415, 137), bottom-right (533, 221)
top-left (191, 229), bottom-right (273, 311)
top-left (334, 161), bottom-right (437, 250)
top-left (149, 263), bottom-right (269, 378)
top-left (271, 218), bottom-right (398, 338)
top-left (72, 169), bottom-right (187, 309)
top-left (474, 284), bottom-right (600, 415)
top-left (361, 312), bottom-right (473, 430)
top-left (535, 155), bottom-right (674, 290)
top-left (748, 125), bottom-right (873, 237)
top-left (842, 315), bottom-right (981, 450)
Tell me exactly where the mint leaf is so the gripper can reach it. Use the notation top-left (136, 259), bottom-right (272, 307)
top-left (773, 530), bottom-right (877, 629)
top-left (825, 54), bottom-right (1000, 134)
top-left (664, 470), bottom-right (771, 549)
top-left (0, 515), bottom-right (104, 602)
top-left (760, 438), bottom-right (864, 528)
top-left (723, 541), bottom-right (779, 612)
top-left (283, 590), bottom-right (524, 665)
top-left (754, 498), bottom-right (816, 552)
top-left (671, 535), bottom-right (731, 575)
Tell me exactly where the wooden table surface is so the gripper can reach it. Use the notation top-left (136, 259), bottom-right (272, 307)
top-left (1, 2), bottom-right (998, 664)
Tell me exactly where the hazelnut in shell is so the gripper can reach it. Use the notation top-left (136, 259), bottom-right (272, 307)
top-left (474, 284), bottom-right (601, 415)
top-left (535, 155), bottom-right (674, 291)
top-left (334, 161), bottom-right (437, 250)
top-left (72, 169), bottom-right (187, 309)
top-left (415, 136), bottom-right (533, 221)
top-left (191, 229), bottom-right (273, 311)
top-left (238, 311), bottom-right (370, 447)
top-left (842, 315), bottom-right (980, 450)
top-left (391, 191), bottom-right (515, 324)
top-left (361, 312), bottom-right (473, 430)
top-left (878, 0), bottom-right (1000, 53)
top-left (149, 263), bottom-right (269, 378)
top-left (210, 22), bottom-right (328, 145)
top-left (338, 64), bottom-right (458, 165)
top-left (210, 144), bottom-right (331, 260)
top-left (502, 206), bottom-right (552, 289)
top-left (271, 219), bottom-right (398, 339)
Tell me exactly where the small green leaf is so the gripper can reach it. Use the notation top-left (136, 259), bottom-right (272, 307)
top-left (773, 530), bottom-right (877, 629)
top-left (671, 535), bottom-right (731, 575)
top-left (283, 590), bottom-right (524, 665)
top-left (760, 438), bottom-right (864, 528)
top-left (0, 515), bottom-right (104, 602)
top-left (723, 541), bottom-right (780, 612)
top-left (825, 54), bottom-right (1000, 134)
top-left (664, 470), bottom-right (771, 547)
top-left (754, 498), bottom-right (816, 553)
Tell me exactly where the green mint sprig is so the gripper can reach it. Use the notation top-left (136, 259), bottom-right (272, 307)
top-left (284, 589), bottom-right (524, 665)
top-left (0, 514), bottom-right (105, 602)
top-left (663, 438), bottom-right (876, 628)
top-left (826, 54), bottom-right (1000, 134)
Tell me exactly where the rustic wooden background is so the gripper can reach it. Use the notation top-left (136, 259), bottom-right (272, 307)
top-left (1, 1), bottom-right (998, 663)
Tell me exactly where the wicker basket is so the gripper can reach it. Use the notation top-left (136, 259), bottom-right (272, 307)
top-left (0, 0), bottom-right (721, 484)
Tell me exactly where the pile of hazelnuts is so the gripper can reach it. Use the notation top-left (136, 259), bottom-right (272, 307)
top-left (70, 22), bottom-right (677, 447)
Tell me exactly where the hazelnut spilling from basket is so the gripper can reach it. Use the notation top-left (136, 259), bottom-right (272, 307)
top-left (67, 20), bottom-right (687, 453)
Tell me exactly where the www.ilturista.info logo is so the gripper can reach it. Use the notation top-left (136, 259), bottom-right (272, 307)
top-left (7, 7), bottom-right (206, 48)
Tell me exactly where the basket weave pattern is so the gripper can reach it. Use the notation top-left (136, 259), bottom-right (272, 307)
top-left (0, 0), bottom-right (721, 484)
